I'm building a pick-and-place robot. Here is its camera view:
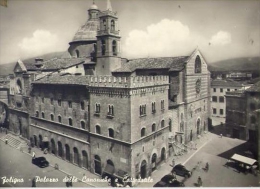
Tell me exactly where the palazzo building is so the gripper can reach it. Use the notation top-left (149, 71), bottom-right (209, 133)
top-left (8, 1), bottom-right (211, 181)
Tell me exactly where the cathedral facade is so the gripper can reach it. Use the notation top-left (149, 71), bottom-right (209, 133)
top-left (8, 1), bottom-right (210, 182)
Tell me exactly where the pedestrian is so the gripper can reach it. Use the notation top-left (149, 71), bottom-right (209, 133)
top-left (32, 177), bottom-right (36, 187)
top-left (205, 162), bottom-right (209, 172)
top-left (32, 151), bottom-right (36, 159)
top-left (172, 159), bottom-right (175, 167)
top-left (197, 176), bottom-right (202, 187)
top-left (220, 134), bottom-right (223, 138)
top-left (5, 138), bottom-right (8, 144)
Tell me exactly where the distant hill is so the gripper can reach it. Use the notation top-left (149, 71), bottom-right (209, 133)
top-left (0, 51), bottom-right (68, 76)
top-left (208, 57), bottom-right (260, 72)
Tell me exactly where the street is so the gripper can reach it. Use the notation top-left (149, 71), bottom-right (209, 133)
top-left (139, 132), bottom-right (259, 187)
top-left (0, 142), bottom-right (90, 187)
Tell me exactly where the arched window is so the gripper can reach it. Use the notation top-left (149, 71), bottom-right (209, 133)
top-left (251, 116), bottom-right (256, 124)
top-left (58, 115), bottom-right (62, 123)
top-left (108, 105), bottom-right (114, 116)
top-left (81, 121), bottom-right (86, 129)
top-left (75, 50), bottom-right (80, 58)
top-left (111, 20), bottom-right (115, 31)
top-left (141, 128), bottom-right (146, 137)
top-left (50, 114), bottom-right (54, 121)
top-left (36, 111), bottom-right (39, 117)
top-left (103, 19), bottom-right (106, 30)
top-left (41, 112), bottom-right (45, 119)
top-left (69, 118), bottom-right (73, 126)
top-left (16, 79), bottom-right (22, 94)
top-left (101, 40), bottom-right (106, 55)
top-left (95, 125), bottom-right (101, 134)
top-left (195, 55), bottom-right (201, 73)
top-left (81, 101), bottom-right (85, 110)
top-left (108, 128), bottom-right (114, 138)
top-left (152, 123), bottom-right (156, 132)
top-left (112, 40), bottom-right (117, 55)
top-left (169, 119), bottom-right (172, 132)
top-left (161, 120), bottom-right (165, 128)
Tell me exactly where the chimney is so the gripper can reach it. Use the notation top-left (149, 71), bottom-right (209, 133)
top-left (35, 58), bottom-right (44, 68)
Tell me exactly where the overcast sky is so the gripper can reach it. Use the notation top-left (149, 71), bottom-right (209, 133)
top-left (0, 0), bottom-right (259, 65)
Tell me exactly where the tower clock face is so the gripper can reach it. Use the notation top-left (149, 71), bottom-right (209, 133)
top-left (196, 79), bottom-right (201, 94)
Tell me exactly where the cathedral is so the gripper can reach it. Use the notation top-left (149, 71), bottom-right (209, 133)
top-left (8, 0), bottom-right (210, 183)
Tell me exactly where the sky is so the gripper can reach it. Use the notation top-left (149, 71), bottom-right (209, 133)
top-left (0, 0), bottom-right (260, 65)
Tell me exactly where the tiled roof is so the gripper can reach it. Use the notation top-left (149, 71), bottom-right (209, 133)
top-left (113, 56), bottom-right (189, 73)
top-left (211, 79), bottom-right (243, 87)
top-left (33, 74), bottom-right (90, 86)
top-left (24, 58), bottom-right (86, 71)
top-left (246, 81), bottom-right (260, 92)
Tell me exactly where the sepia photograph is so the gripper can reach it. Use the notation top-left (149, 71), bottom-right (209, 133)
top-left (0, 0), bottom-right (259, 187)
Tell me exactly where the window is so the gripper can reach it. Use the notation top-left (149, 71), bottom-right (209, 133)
top-left (169, 119), bottom-right (172, 132)
top-left (103, 19), bottom-right (106, 30)
top-left (212, 96), bottom-right (217, 102)
top-left (161, 100), bottom-right (164, 110)
top-left (112, 40), bottom-right (117, 55)
top-left (111, 20), bottom-right (115, 31)
top-left (250, 103), bottom-right (256, 111)
top-left (16, 79), bottom-right (22, 94)
top-left (96, 125), bottom-right (101, 134)
top-left (69, 118), bottom-right (73, 126)
top-left (95, 103), bottom-right (101, 113)
top-left (36, 111), bottom-right (39, 117)
top-left (213, 88), bottom-right (216, 92)
top-left (42, 112), bottom-right (45, 119)
top-left (81, 101), bottom-right (85, 110)
top-left (161, 120), bottom-right (165, 128)
top-left (50, 114), bottom-right (54, 121)
top-left (101, 40), bottom-right (106, 55)
top-left (68, 101), bottom-right (72, 108)
top-left (140, 104), bottom-right (146, 116)
top-left (195, 55), bottom-right (201, 73)
top-left (251, 116), bottom-right (256, 124)
top-left (58, 115), bottom-right (62, 123)
top-left (227, 88), bottom-right (230, 92)
top-left (108, 128), bottom-right (114, 138)
top-left (42, 97), bottom-right (44, 103)
top-left (81, 121), bottom-right (86, 129)
top-left (152, 123), bottom-right (156, 132)
top-left (141, 128), bottom-right (146, 137)
top-left (58, 99), bottom-right (61, 106)
top-left (213, 108), bottom-right (217, 114)
top-left (50, 98), bottom-right (54, 105)
top-left (108, 105), bottom-right (114, 116)
top-left (75, 50), bottom-right (79, 58)
top-left (152, 102), bottom-right (156, 113)
top-left (220, 109), bottom-right (224, 115)
top-left (219, 96), bottom-right (225, 103)
top-left (172, 95), bottom-right (177, 102)
top-left (220, 88), bottom-right (223, 93)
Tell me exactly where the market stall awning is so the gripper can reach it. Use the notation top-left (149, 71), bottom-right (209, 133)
top-left (231, 154), bottom-right (257, 166)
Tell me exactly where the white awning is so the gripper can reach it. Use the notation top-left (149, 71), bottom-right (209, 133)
top-left (231, 154), bottom-right (257, 166)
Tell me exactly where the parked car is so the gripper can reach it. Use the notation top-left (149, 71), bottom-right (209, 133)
top-left (171, 164), bottom-right (192, 178)
top-left (32, 157), bottom-right (49, 168)
top-left (153, 174), bottom-right (185, 187)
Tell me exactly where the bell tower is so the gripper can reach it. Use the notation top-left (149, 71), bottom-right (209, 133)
top-left (95, 0), bottom-right (121, 75)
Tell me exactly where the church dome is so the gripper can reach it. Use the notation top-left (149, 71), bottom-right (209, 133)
top-left (70, 20), bottom-right (99, 43)
top-left (89, 3), bottom-right (98, 10)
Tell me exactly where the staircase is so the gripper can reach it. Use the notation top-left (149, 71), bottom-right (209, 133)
top-left (1, 134), bottom-right (27, 149)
